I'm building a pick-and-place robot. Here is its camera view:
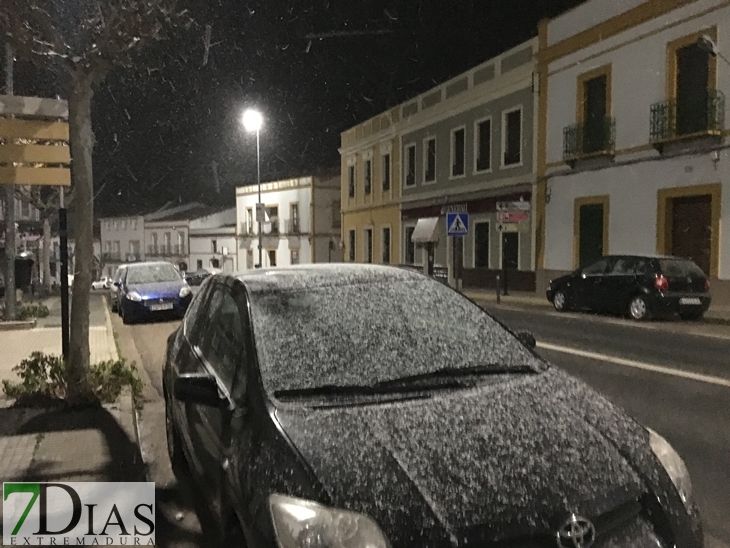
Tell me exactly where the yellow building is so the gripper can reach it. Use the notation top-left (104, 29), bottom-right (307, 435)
top-left (339, 107), bottom-right (402, 265)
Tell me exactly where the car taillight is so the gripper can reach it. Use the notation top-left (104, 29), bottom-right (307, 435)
top-left (704, 279), bottom-right (710, 292)
top-left (654, 274), bottom-right (669, 291)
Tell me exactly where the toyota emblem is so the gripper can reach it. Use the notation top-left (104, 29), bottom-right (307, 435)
top-left (556, 514), bottom-right (596, 548)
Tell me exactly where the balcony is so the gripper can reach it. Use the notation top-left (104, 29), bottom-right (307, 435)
top-left (285, 218), bottom-right (302, 235)
top-left (157, 245), bottom-right (186, 256)
top-left (102, 252), bottom-right (122, 262)
top-left (650, 90), bottom-right (725, 150)
top-left (563, 117), bottom-right (616, 165)
top-left (240, 222), bottom-right (254, 236)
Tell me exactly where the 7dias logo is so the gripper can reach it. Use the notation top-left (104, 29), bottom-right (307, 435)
top-left (3, 482), bottom-right (155, 546)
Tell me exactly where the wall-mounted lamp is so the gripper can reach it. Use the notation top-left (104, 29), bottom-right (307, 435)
top-left (545, 186), bottom-right (552, 204)
top-left (697, 34), bottom-right (730, 67)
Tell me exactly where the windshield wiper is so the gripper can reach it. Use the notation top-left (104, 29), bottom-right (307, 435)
top-left (374, 364), bottom-right (542, 388)
top-left (274, 380), bottom-right (460, 400)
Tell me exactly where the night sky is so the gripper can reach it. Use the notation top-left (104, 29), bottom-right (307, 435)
top-left (10, 0), bottom-right (582, 218)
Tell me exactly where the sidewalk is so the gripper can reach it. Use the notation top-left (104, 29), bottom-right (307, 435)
top-left (0, 293), bottom-right (142, 512)
top-left (462, 287), bottom-right (730, 324)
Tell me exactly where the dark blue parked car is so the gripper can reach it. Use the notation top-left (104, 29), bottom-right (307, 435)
top-left (117, 261), bottom-right (193, 324)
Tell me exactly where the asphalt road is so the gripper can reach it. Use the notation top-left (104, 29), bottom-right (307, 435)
top-left (113, 299), bottom-right (730, 548)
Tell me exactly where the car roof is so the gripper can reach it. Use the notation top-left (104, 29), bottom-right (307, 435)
top-left (605, 254), bottom-right (690, 260)
top-left (126, 261), bottom-right (175, 269)
top-left (234, 263), bottom-right (425, 294)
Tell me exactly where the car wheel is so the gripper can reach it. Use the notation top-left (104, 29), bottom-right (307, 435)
top-left (679, 310), bottom-right (704, 321)
top-left (629, 295), bottom-right (650, 321)
top-left (165, 397), bottom-right (186, 477)
top-left (553, 290), bottom-right (569, 312)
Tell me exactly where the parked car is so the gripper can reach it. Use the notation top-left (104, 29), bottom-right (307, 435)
top-left (184, 268), bottom-right (221, 286)
top-left (546, 255), bottom-right (711, 321)
top-left (163, 264), bottom-right (702, 547)
top-left (91, 276), bottom-right (111, 290)
top-left (109, 265), bottom-right (129, 313)
top-left (117, 261), bottom-right (192, 324)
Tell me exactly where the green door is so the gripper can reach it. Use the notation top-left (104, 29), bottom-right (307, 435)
top-left (579, 203), bottom-right (604, 268)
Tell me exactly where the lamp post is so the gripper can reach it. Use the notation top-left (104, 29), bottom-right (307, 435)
top-left (242, 109), bottom-right (263, 268)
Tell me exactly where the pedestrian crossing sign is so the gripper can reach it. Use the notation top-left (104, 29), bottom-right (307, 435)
top-left (447, 212), bottom-right (469, 237)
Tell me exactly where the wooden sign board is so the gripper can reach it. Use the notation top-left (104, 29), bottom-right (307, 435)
top-left (0, 94), bottom-right (68, 119)
top-left (0, 167), bottom-right (71, 186)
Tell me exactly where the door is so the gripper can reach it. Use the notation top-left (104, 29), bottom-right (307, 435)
top-left (572, 257), bottom-right (611, 310)
top-left (501, 232), bottom-right (519, 269)
top-left (676, 43), bottom-right (709, 136)
top-left (453, 237), bottom-right (464, 280)
top-left (600, 257), bottom-right (643, 313)
top-left (185, 283), bottom-right (245, 520)
top-left (583, 75), bottom-right (608, 153)
top-left (578, 203), bottom-right (604, 268)
top-left (671, 194), bottom-right (712, 276)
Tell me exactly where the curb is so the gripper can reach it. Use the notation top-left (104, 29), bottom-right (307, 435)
top-left (102, 295), bottom-right (119, 361)
top-left (0, 319), bottom-right (37, 331)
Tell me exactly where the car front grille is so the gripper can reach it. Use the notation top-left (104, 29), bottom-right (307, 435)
top-left (142, 297), bottom-right (176, 305)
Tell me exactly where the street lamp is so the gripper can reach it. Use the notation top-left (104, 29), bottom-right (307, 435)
top-left (242, 108), bottom-right (263, 268)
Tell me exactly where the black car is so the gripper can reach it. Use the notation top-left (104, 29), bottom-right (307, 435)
top-left (164, 264), bottom-right (702, 547)
top-left (546, 255), bottom-right (711, 321)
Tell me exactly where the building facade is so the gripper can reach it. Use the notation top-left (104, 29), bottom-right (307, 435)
top-left (189, 225), bottom-right (237, 273)
top-left (398, 39), bottom-right (538, 290)
top-left (340, 107), bottom-right (402, 266)
top-left (100, 215), bottom-right (145, 277)
top-left (235, 175), bottom-right (342, 270)
top-left (536, 0), bottom-right (730, 305)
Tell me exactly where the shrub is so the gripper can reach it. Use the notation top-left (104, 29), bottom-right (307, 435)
top-left (2, 351), bottom-right (143, 407)
top-left (16, 303), bottom-right (50, 321)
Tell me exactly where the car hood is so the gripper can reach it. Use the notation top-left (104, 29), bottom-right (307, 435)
top-left (126, 280), bottom-right (183, 298)
top-left (276, 368), bottom-right (657, 545)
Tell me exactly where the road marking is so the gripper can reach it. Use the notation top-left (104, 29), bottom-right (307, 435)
top-left (537, 341), bottom-right (730, 387)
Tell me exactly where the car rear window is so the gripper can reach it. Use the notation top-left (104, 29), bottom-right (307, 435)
top-left (658, 259), bottom-right (705, 278)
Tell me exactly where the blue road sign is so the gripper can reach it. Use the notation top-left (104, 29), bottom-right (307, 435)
top-left (447, 212), bottom-right (469, 237)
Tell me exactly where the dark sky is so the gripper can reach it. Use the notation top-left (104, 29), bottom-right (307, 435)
top-left (10, 0), bottom-right (582, 218)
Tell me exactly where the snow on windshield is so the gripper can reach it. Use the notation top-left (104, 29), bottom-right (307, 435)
top-left (248, 273), bottom-right (542, 394)
top-left (126, 263), bottom-right (181, 285)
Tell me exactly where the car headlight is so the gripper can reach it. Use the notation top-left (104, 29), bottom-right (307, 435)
top-left (179, 286), bottom-right (191, 298)
top-left (269, 494), bottom-right (390, 548)
top-left (127, 290), bottom-right (143, 302)
top-left (648, 428), bottom-right (693, 506)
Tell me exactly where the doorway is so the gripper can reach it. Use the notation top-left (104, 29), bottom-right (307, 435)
top-left (670, 194), bottom-right (712, 275)
top-left (501, 232), bottom-right (519, 269)
top-left (576, 200), bottom-right (607, 268)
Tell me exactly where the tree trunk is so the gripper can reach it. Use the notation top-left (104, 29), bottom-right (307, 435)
top-left (66, 69), bottom-right (96, 404)
top-left (42, 215), bottom-right (52, 292)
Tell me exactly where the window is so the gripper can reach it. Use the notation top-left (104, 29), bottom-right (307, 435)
top-left (104, 241), bottom-right (111, 253)
top-left (474, 222), bottom-right (490, 268)
top-left (332, 200), bottom-right (341, 229)
top-left (164, 233), bottom-right (172, 254)
top-left (290, 203), bottom-right (300, 233)
top-left (113, 220), bottom-right (118, 230)
top-left (20, 200), bottom-right (30, 218)
top-left (424, 137), bottom-right (436, 182)
top-left (151, 233), bottom-right (158, 254)
top-left (113, 241), bottom-right (121, 254)
top-left (381, 227), bottom-right (391, 264)
top-left (290, 250), bottom-right (300, 265)
top-left (451, 127), bottom-right (465, 177)
top-left (199, 286), bottom-right (244, 392)
top-left (268, 249), bottom-right (277, 267)
top-left (405, 227), bottom-right (415, 264)
top-left (178, 232), bottom-right (185, 254)
top-left (121, 219), bottom-right (127, 230)
top-left (348, 229), bottom-right (356, 261)
top-left (246, 208), bottom-right (253, 234)
top-left (211, 258), bottom-right (220, 268)
top-left (265, 206), bottom-right (279, 234)
top-left (130, 240), bottom-right (140, 255)
top-left (131, 218), bottom-right (137, 230)
top-left (245, 250), bottom-right (252, 269)
top-left (364, 159), bottom-right (372, 195)
top-left (503, 108), bottom-right (522, 166)
top-left (582, 258), bottom-right (609, 276)
top-left (475, 118), bottom-right (492, 172)
top-left (580, 69), bottom-right (610, 154)
top-left (382, 154), bottom-right (391, 191)
top-left (404, 144), bottom-right (416, 187)
top-left (197, 259), bottom-right (203, 270)
top-left (364, 228), bottom-right (373, 263)
top-left (348, 165), bottom-right (355, 197)
top-left (212, 239), bottom-right (218, 253)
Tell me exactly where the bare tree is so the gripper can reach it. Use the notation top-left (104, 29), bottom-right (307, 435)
top-left (1, 0), bottom-right (189, 404)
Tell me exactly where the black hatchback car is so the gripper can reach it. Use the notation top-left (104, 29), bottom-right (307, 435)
top-left (164, 264), bottom-right (702, 547)
top-left (546, 255), bottom-right (711, 321)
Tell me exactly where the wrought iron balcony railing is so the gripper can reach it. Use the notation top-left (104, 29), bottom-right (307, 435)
top-left (650, 89), bottom-right (725, 143)
top-left (285, 219), bottom-right (301, 234)
top-left (563, 117), bottom-right (616, 161)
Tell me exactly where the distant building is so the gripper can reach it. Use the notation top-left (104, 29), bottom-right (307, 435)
top-left (536, 0), bottom-right (730, 305)
top-left (235, 174), bottom-right (342, 270)
top-left (188, 225), bottom-right (237, 273)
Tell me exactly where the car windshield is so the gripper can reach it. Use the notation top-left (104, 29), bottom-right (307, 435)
top-left (249, 278), bottom-right (543, 395)
top-left (126, 264), bottom-right (181, 285)
top-left (659, 259), bottom-right (705, 278)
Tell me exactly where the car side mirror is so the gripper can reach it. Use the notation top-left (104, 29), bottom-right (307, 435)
top-left (174, 373), bottom-right (222, 407)
top-left (516, 331), bottom-right (536, 350)
top-left (114, 282), bottom-right (121, 287)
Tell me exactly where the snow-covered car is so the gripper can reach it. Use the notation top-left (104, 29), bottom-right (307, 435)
top-left (91, 277), bottom-right (111, 290)
top-left (163, 264), bottom-right (703, 547)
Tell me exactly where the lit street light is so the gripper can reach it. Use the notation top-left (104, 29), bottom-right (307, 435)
top-left (242, 109), bottom-right (263, 268)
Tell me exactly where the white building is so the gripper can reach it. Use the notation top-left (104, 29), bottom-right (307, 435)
top-left (537, 0), bottom-right (730, 306)
top-left (144, 204), bottom-right (236, 273)
top-left (236, 174), bottom-right (342, 270)
top-left (189, 225), bottom-right (237, 273)
top-left (100, 215), bottom-right (145, 277)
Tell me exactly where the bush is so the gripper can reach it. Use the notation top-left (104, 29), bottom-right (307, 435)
top-left (2, 351), bottom-right (143, 406)
top-left (16, 303), bottom-right (50, 321)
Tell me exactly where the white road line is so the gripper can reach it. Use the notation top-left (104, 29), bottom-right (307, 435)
top-left (537, 341), bottom-right (730, 388)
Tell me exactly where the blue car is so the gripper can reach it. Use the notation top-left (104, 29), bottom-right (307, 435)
top-left (117, 261), bottom-right (193, 324)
